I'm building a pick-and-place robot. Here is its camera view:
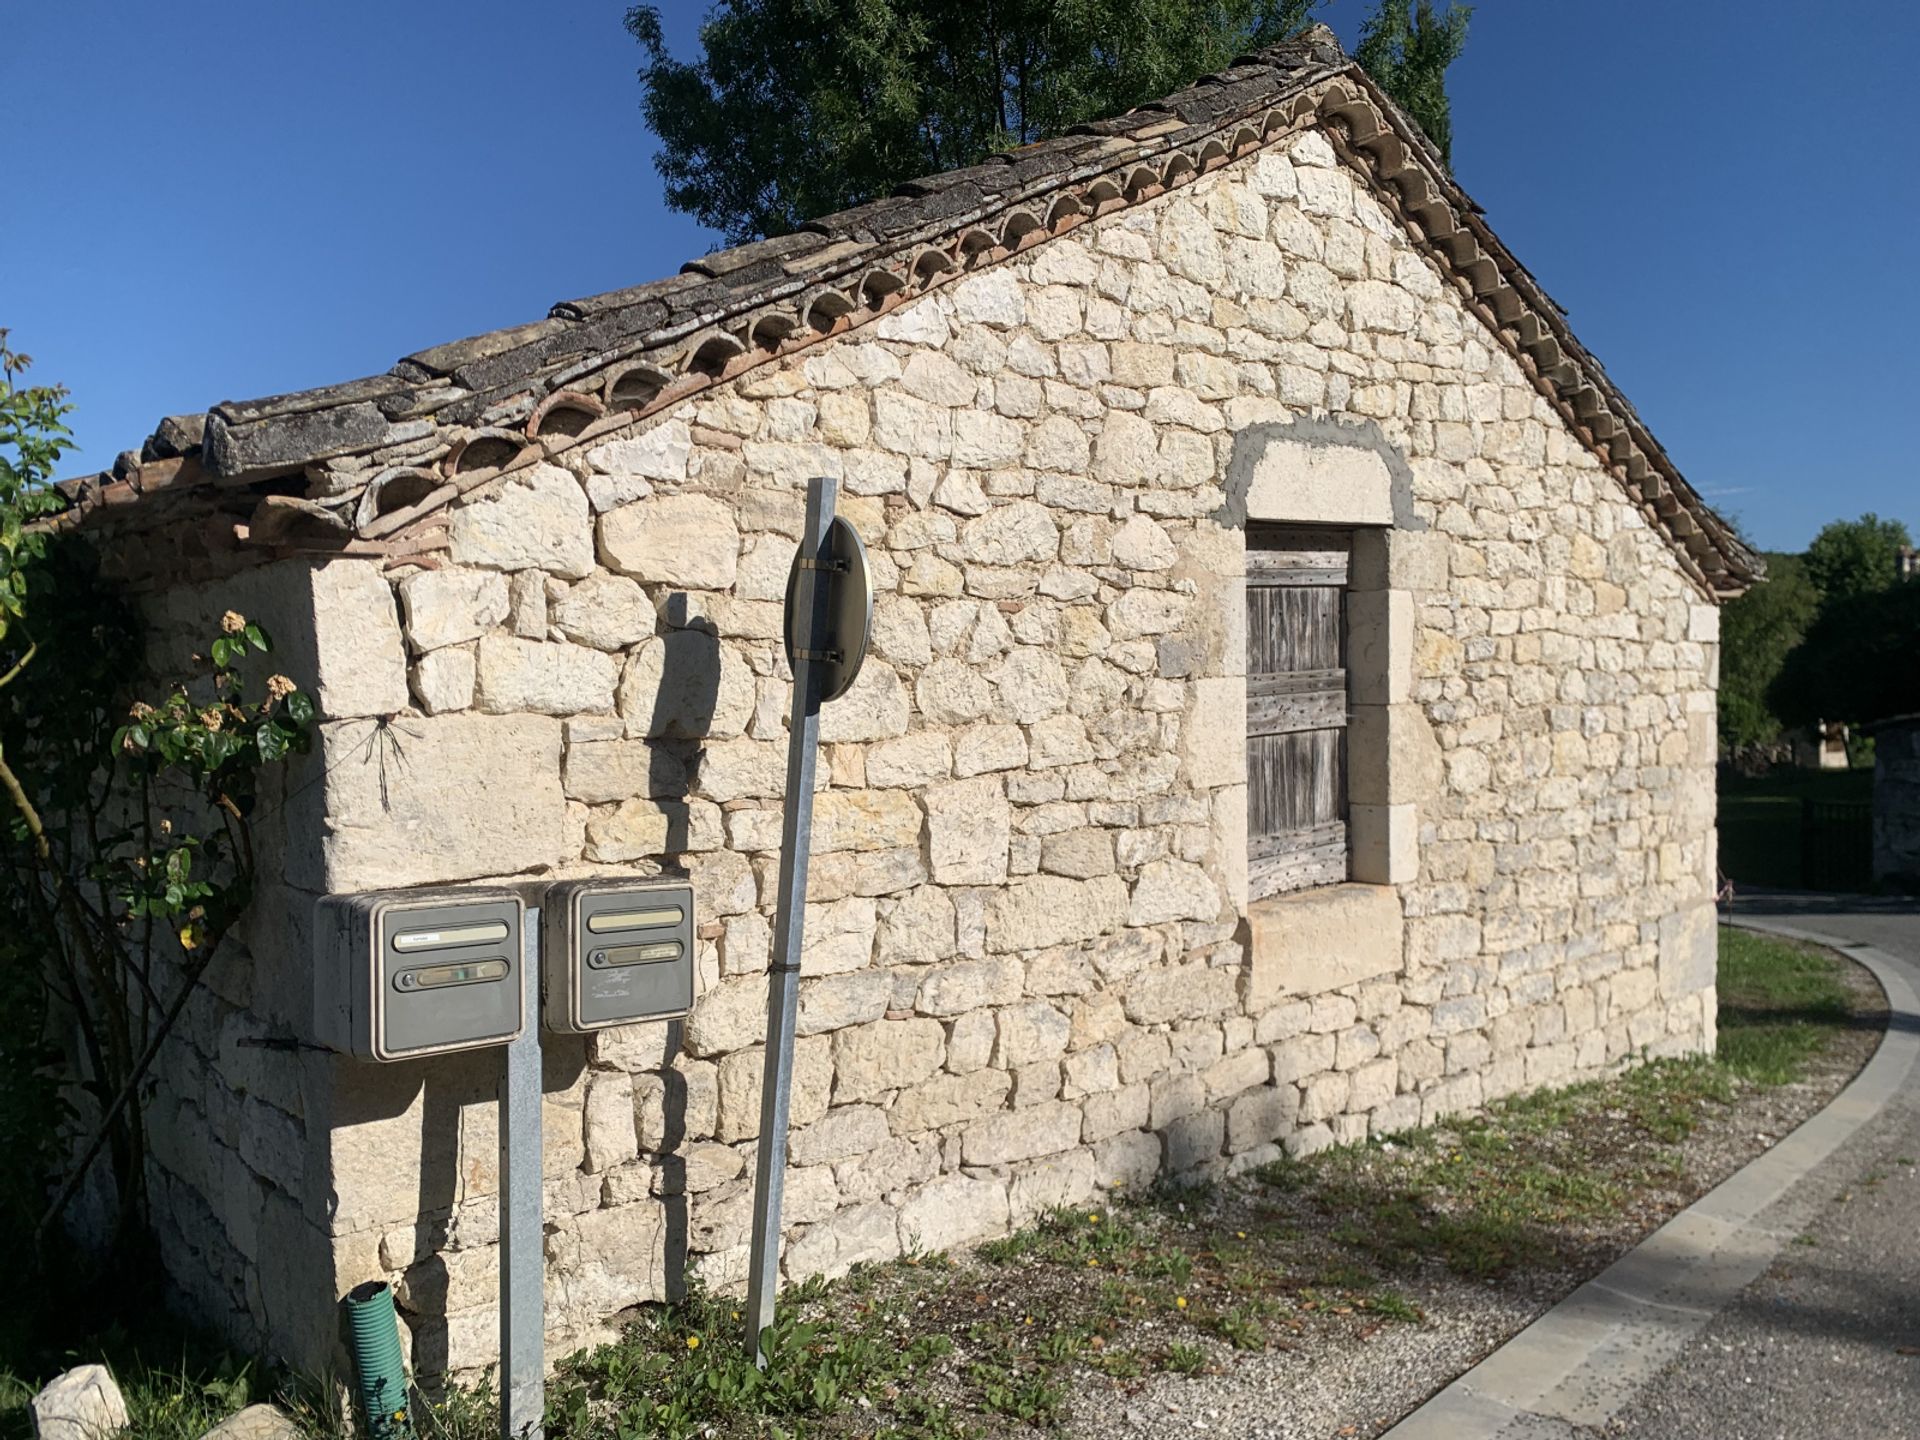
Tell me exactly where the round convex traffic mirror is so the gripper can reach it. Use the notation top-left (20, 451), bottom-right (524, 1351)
top-left (783, 514), bottom-right (873, 703)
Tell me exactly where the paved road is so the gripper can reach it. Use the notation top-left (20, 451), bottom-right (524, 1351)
top-left (1602, 892), bottom-right (1920, 1438)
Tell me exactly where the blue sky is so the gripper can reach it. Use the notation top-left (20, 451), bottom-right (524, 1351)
top-left (4, 1), bottom-right (1913, 554)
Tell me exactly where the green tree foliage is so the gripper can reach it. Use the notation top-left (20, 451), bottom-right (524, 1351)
top-left (0, 331), bottom-right (70, 646)
top-left (1718, 551), bottom-right (1819, 749)
top-left (1353, 0), bottom-right (1472, 165)
top-left (1771, 577), bottom-right (1920, 729)
top-left (628, 0), bottom-right (1469, 244)
top-left (0, 334), bottom-right (314, 1279)
top-left (1802, 512), bottom-right (1913, 606)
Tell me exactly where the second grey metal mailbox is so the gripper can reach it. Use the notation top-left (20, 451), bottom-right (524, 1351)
top-left (543, 878), bottom-right (695, 1033)
top-left (313, 888), bottom-right (525, 1060)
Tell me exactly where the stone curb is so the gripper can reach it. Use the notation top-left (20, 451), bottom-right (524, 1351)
top-left (1380, 916), bottom-right (1919, 1440)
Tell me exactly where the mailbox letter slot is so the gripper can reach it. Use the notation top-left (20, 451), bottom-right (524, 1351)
top-left (314, 888), bottom-right (525, 1060)
top-left (543, 879), bottom-right (696, 1033)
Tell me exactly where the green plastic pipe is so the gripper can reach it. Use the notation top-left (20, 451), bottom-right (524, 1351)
top-left (344, 1281), bottom-right (414, 1439)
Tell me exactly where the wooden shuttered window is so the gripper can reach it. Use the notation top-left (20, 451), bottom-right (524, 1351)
top-left (1245, 525), bottom-right (1351, 899)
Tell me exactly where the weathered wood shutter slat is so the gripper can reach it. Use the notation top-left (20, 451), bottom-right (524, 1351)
top-left (1246, 526), bottom-right (1350, 899)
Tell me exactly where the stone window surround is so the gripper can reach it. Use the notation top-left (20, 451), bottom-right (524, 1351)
top-left (1226, 419), bottom-right (1422, 997)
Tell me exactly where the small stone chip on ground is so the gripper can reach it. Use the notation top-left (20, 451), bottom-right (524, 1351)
top-left (29, 1364), bottom-right (129, 1440)
top-left (197, 1405), bottom-right (305, 1440)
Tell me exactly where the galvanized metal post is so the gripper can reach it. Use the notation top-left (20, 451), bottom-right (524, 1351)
top-left (744, 476), bottom-right (837, 1363)
top-left (500, 907), bottom-right (544, 1439)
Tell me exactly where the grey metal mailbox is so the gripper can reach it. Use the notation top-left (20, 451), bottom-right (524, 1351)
top-left (313, 888), bottom-right (525, 1060)
top-left (542, 878), bottom-right (695, 1033)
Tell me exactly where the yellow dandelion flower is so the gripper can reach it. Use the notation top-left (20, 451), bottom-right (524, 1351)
top-left (1087, 1213), bottom-right (1101, 1224)
top-left (1175, 1296), bottom-right (1188, 1310)
top-left (686, 1335), bottom-right (701, 1351)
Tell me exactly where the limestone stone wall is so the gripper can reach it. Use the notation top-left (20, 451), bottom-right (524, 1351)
top-left (135, 126), bottom-right (1721, 1374)
top-left (117, 561), bottom-right (403, 1365)
top-left (1874, 719), bottom-right (1920, 888)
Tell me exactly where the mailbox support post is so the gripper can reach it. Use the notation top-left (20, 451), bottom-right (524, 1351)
top-left (744, 477), bottom-right (837, 1364)
top-left (500, 906), bottom-right (544, 1438)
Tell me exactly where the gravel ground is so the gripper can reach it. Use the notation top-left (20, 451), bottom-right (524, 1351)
top-left (1056, 946), bottom-right (1887, 1440)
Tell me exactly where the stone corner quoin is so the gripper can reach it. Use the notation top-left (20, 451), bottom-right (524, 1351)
top-left (121, 123), bottom-right (1720, 1374)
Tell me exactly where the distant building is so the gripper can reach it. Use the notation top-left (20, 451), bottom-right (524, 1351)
top-left (1793, 719), bottom-right (1851, 770)
top-left (1898, 546), bottom-right (1918, 580)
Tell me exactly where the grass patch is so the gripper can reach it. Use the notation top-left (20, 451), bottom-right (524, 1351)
top-left (1717, 928), bottom-right (1856, 1083)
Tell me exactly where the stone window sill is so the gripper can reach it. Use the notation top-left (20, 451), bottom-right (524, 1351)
top-left (1246, 882), bottom-right (1404, 1009)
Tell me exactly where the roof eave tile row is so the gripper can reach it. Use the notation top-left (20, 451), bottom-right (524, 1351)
top-left (49, 26), bottom-right (1758, 598)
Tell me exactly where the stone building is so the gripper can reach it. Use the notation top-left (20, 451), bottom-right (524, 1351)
top-left (1870, 716), bottom-right (1920, 888)
top-left (49, 28), bottom-right (1757, 1375)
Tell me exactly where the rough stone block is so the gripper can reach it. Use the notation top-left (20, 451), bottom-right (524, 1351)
top-left (585, 795), bottom-right (723, 861)
top-left (1124, 963), bottom-right (1239, 1025)
top-left (795, 970), bottom-right (893, 1035)
top-left (1226, 1085), bottom-right (1296, 1152)
top-left (618, 631), bottom-right (756, 739)
top-left (788, 1105), bottom-right (889, 1167)
top-left (1007, 1150), bottom-right (1098, 1225)
top-left (474, 636), bottom-right (617, 715)
top-left (898, 1175), bottom-right (1010, 1254)
top-left (985, 875), bottom-right (1128, 953)
top-left (785, 1200), bottom-right (899, 1280)
top-left (598, 494), bottom-right (740, 590)
top-left (564, 738), bottom-right (687, 805)
top-left (272, 560), bottom-right (410, 722)
top-left (817, 664), bottom-right (912, 743)
top-left (864, 732), bottom-right (953, 789)
top-left (925, 775), bottom-right (1011, 884)
top-left (1183, 677), bottom-right (1247, 790)
top-left (833, 1018), bottom-right (946, 1103)
top-left (295, 714), bottom-right (565, 890)
top-left (411, 647), bottom-right (476, 715)
top-left (551, 573), bottom-right (652, 651)
top-left (716, 1038), bottom-right (833, 1141)
top-left (916, 957), bottom-right (1024, 1017)
top-left (991, 1003), bottom-right (1071, 1068)
top-left (1658, 900), bottom-right (1717, 1002)
top-left (1164, 1109), bottom-right (1225, 1173)
top-left (961, 1102), bottom-right (1081, 1166)
top-left (449, 464), bottom-right (595, 578)
top-left (891, 1067), bottom-right (1011, 1132)
top-left (809, 789), bottom-right (924, 854)
top-left (1128, 859), bottom-right (1222, 925)
top-left (400, 567), bottom-right (510, 652)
